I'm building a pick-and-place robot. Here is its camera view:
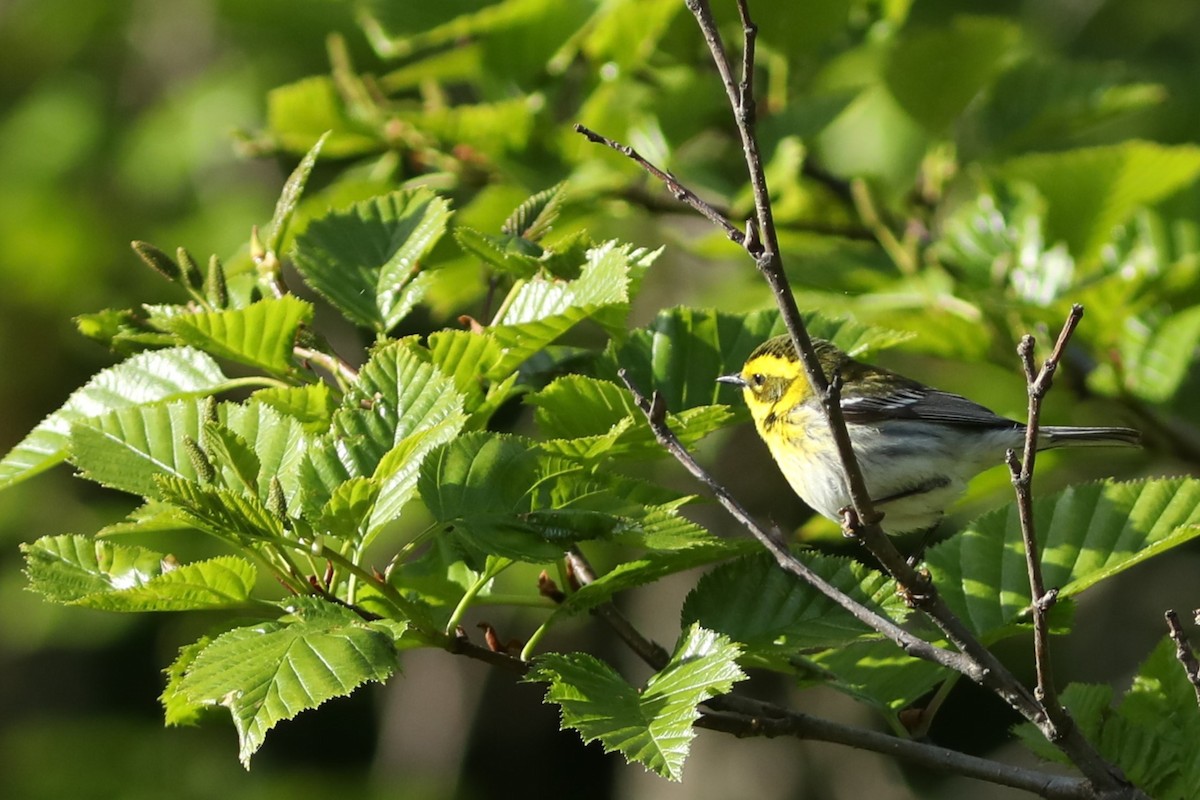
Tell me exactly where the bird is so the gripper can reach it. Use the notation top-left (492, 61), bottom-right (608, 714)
top-left (717, 334), bottom-right (1141, 535)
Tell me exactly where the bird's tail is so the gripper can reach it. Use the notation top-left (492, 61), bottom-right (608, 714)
top-left (1039, 426), bottom-right (1142, 448)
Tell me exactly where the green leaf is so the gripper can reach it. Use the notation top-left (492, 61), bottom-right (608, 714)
top-left (1093, 306), bottom-right (1200, 403)
top-left (250, 383), bottom-right (337, 434)
top-left (419, 433), bottom-right (637, 566)
top-left (266, 76), bottom-right (377, 157)
top-left (316, 476), bottom-right (381, 541)
top-left (339, 341), bottom-right (467, 466)
top-left (291, 188), bottom-right (452, 332)
top-left (267, 132), bottom-right (328, 255)
top-left (529, 624), bottom-right (745, 780)
top-left (1002, 142), bottom-right (1200, 262)
top-left (926, 478), bottom-right (1200, 638)
top-left (69, 399), bottom-right (210, 498)
top-left (453, 226), bottom-right (541, 280)
top-left (884, 17), bottom-right (1021, 132)
top-left (22, 534), bottom-right (256, 611)
top-left (809, 639), bottom-right (952, 713)
top-left (156, 475), bottom-right (287, 542)
top-left (502, 182), bottom-right (566, 242)
top-left (175, 596), bottom-right (398, 766)
top-left (0, 347), bottom-right (229, 490)
top-left (487, 240), bottom-right (658, 377)
top-left (162, 297), bottom-right (312, 376)
top-left (296, 342), bottom-right (466, 519)
top-left (162, 637), bottom-right (212, 727)
top-left (552, 539), bottom-right (755, 620)
top-left (681, 553), bottom-right (906, 659)
top-left (224, 401), bottom-right (309, 508)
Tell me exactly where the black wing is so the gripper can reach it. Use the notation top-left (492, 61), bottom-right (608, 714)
top-left (841, 387), bottom-right (1018, 428)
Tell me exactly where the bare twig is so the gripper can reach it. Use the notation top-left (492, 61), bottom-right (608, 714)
top-left (1007, 305), bottom-right (1085, 719)
top-left (571, 124), bottom-right (745, 246)
top-left (1165, 610), bottom-right (1200, 707)
top-left (698, 695), bottom-right (1095, 800)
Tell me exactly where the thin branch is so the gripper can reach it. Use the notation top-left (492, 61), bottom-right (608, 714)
top-left (1007, 305), bottom-right (1085, 719)
top-left (571, 124), bottom-right (745, 246)
top-left (564, 547), bottom-right (672, 669)
top-left (698, 695), bottom-right (1095, 800)
top-left (1165, 609), bottom-right (1200, 708)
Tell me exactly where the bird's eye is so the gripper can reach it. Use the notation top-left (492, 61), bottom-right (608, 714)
top-left (750, 373), bottom-right (765, 388)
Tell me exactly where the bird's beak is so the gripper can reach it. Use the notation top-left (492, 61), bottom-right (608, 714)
top-left (716, 373), bottom-right (746, 388)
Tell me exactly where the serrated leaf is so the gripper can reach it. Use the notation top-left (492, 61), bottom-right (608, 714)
top-left (202, 420), bottom-right (260, 493)
top-left (267, 132), bottom-right (328, 255)
top-left (176, 596), bottom-right (397, 766)
top-left (368, 416), bottom-right (465, 538)
top-left (250, 384), bottom-right (337, 434)
top-left (502, 182), bottom-right (566, 242)
top-left (291, 188), bottom-right (451, 332)
top-left (157, 475), bottom-right (287, 542)
top-left (681, 553), bottom-right (906, 657)
top-left (427, 329), bottom-right (504, 412)
top-left (419, 433), bottom-right (638, 567)
top-left (297, 342), bottom-right (467, 520)
top-left (926, 478), bottom-right (1200, 637)
top-left (224, 401), bottom-right (309, 508)
top-left (453, 226), bottom-right (541, 279)
top-left (162, 637), bottom-right (213, 727)
top-left (528, 624), bottom-right (745, 780)
top-left (338, 341), bottom-right (466, 466)
top-left (487, 240), bottom-right (656, 377)
top-left (0, 347), bottom-right (229, 489)
top-left (69, 399), bottom-right (209, 498)
top-left (1112, 307), bottom-right (1200, 403)
top-left (22, 534), bottom-right (256, 611)
top-left (316, 476), bottom-right (381, 540)
top-left (162, 297), bottom-right (312, 376)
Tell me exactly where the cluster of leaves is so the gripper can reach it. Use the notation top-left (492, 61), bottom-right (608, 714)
top-left (8, 0), bottom-right (1200, 794)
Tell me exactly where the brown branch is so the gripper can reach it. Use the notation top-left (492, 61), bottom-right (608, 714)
top-left (571, 124), bottom-right (745, 246)
top-left (1007, 305), bottom-right (1085, 720)
top-left (1165, 609), bottom-right (1200, 707)
top-left (698, 695), bottom-right (1095, 800)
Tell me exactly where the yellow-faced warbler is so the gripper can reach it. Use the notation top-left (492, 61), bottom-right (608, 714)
top-left (718, 335), bottom-right (1141, 535)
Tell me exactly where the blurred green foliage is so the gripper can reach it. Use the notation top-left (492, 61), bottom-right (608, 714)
top-left (3, 0), bottom-right (1200, 797)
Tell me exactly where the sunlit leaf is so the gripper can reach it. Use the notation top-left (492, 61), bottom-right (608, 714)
top-left (0, 348), bottom-right (228, 489)
top-left (292, 188), bottom-right (452, 332)
top-left (23, 534), bottom-right (256, 611)
top-left (528, 624), bottom-right (745, 780)
top-left (162, 297), bottom-right (312, 376)
top-left (175, 596), bottom-right (398, 766)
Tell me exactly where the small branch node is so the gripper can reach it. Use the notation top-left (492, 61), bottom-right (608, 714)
top-left (1165, 609), bottom-right (1200, 707)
